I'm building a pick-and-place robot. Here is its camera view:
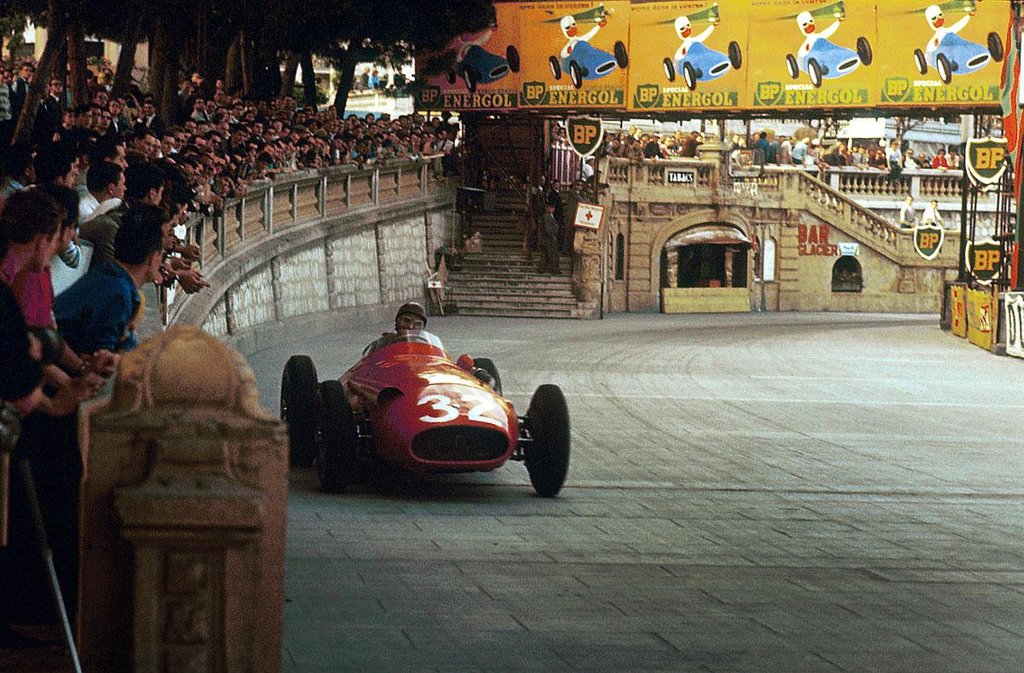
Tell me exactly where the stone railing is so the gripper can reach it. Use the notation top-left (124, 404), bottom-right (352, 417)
top-left (822, 166), bottom-right (995, 206)
top-left (164, 158), bottom-right (452, 347)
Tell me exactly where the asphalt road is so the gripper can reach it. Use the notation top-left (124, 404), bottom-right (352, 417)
top-left (244, 312), bottom-right (1024, 673)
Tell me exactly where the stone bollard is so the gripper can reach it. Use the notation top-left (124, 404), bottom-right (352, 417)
top-left (78, 325), bottom-right (288, 673)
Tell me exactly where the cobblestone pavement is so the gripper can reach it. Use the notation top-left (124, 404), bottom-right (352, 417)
top-left (244, 312), bottom-right (1024, 673)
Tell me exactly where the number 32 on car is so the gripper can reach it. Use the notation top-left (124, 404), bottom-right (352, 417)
top-left (418, 392), bottom-right (506, 428)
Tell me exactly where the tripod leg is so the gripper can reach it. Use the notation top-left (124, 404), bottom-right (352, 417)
top-left (17, 458), bottom-right (83, 673)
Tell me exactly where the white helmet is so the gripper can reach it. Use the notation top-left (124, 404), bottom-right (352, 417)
top-left (560, 15), bottom-right (577, 38)
top-left (797, 11), bottom-right (815, 34)
top-left (925, 5), bottom-right (944, 28)
top-left (674, 16), bottom-right (692, 38)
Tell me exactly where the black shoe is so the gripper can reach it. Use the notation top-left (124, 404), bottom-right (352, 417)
top-left (0, 622), bottom-right (44, 648)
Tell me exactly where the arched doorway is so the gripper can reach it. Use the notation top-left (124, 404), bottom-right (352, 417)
top-left (660, 224), bottom-right (752, 313)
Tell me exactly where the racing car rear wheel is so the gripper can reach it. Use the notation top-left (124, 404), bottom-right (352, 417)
top-left (446, 71), bottom-right (456, 85)
top-left (914, 49), bottom-right (927, 75)
top-left (614, 41), bottom-right (629, 69)
top-left (281, 355), bottom-right (318, 467)
top-left (473, 358), bottom-right (503, 395)
top-left (569, 61), bottom-right (584, 89)
top-left (682, 62), bottom-right (697, 91)
top-left (507, 46), bottom-right (521, 73)
top-left (525, 384), bottom-right (570, 498)
top-left (856, 37), bottom-right (873, 66)
top-left (989, 32), bottom-right (1004, 62)
top-left (317, 380), bottom-right (359, 493)
top-left (460, 65), bottom-right (478, 93)
top-left (807, 58), bottom-right (823, 88)
top-left (663, 57), bottom-right (676, 83)
top-left (786, 54), bottom-right (799, 80)
top-left (549, 56), bottom-right (562, 80)
top-left (936, 53), bottom-right (952, 85)
top-left (728, 41), bottom-right (742, 70)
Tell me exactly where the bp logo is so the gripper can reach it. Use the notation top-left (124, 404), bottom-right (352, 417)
top-left (523, 81), bottom-right (547, 105)
top-left (965, 137), bottom-right (1009, 190)
top-left (417, 85), bottom-right (441, 108)
top-left (966, 238), bottom-right (1002, 285)
top-left (913, 221), bottom-right (944, 261)
top-left (754, 81), bottom-right (784, 107)
top-left (633, 84), bottom-right (660, 109)
top-left (566, 116), bottom-right (604, 157)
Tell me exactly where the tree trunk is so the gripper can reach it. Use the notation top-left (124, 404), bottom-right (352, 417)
top-left (12, 0), bottom-right (64, 146)
top-left (223, 31), bottom-right (242, 96)
top-left (239, 29), bottom-right (253, 99)
top-left (280, 51), bottom-right (299, 98)
top-left (300, 50), bottom-right (317, 109)
top-left (112, 15), bottom-right (143, 99)
top-left (332, 46), bottom-right (361, 117)
top-left (149, 17), bottom-right (167, 100)
top-left (66, 8), bottom-right (90, 107)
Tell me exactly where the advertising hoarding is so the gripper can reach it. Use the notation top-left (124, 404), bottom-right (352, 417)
top-left (1005, 291), bottom-right (1024, 359)
top-left (517, 2), bottom-right (632, 108)
top-left (877, 0), bottom-right (1009, 108)
top-left (966, 286), bottom-right (994, 350)
top-left (626, 0), bottom-right (750, 112)
top-left (415, 3), bottom-right (521, 111)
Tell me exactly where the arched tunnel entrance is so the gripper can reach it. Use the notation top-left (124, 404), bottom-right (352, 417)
top-left (660, 224), bottom-right (752, 313)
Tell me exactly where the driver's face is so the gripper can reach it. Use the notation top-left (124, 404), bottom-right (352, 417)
top-left (396, 314), bottom-right (425, 331)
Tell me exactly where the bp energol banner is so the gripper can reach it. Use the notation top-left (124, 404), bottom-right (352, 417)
top-left (627, 0), bottom-right (750, 112)
top-left (415, 3), bottom-right (521, 111)
top-left (878, 0), bottom-right (1009, 108)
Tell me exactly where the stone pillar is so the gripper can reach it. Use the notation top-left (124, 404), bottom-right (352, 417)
top-left (78, 326), bottom-right (288, 673)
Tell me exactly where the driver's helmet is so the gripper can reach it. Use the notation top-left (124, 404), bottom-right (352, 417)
top-left (395, 301), bottom-right (427, 333)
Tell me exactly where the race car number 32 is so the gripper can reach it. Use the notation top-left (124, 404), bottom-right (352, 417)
top-left (417, 393), bottom-right (504, 428)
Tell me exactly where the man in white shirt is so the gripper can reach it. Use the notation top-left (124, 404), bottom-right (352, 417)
top-left (899, 196), bottom-right (917, 228)
top-left (921, 199), bottom-right (943, 228)
top-left (78, 161), bottom-right (125, 224)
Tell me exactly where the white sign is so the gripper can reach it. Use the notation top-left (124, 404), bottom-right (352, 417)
top-left (574, 202), bottom-right (604, 230)
top-left (838, 242), bottom-right (860, 257)
top-left (667, 170), bottom-right (695, 185)
top-left (1005, 292), bottom-right (1024, 360)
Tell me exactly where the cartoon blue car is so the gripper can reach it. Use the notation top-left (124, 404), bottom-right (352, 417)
top-left (446, 45), bottom-right (520, 93)
top-left (786, 36), bottom-right (872, 88)
top-left (914, 32), bottom-right (1003, 85)
top-left (663, 41), bottom-right (742, 90)
top-left (549, 40), bottom-right (629, 89)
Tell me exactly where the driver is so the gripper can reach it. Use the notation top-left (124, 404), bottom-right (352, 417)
top-left (367, 302), bottom-right (444, 353)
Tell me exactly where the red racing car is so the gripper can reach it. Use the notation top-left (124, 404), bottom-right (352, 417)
top-left (280, 330), bottom-right (571, 497)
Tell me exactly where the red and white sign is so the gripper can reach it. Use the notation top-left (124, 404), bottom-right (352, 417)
top-left (574, 202), bottom-right (604, 230)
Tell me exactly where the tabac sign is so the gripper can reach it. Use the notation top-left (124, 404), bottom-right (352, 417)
top-left (966, 237), bottom-right (1002, 284)
top-left (566, 116), bottom-right (604, 156)
top-left (965, 136), bottom-right (1009, 189)
top-left (913, 221), bottom-right (944, 260)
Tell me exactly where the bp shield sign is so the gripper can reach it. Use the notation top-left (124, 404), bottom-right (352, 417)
top-left (913, 222), bottom-right (944, 261)
top-left (566, 116), bottom-right (604, 157)
top-left (966, 238), bottom-right (1002, 284)
top-left (965, 137), bottom-right (1009, 190)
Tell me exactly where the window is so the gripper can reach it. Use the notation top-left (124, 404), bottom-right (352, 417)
top-left (614, 233), bottom-right (625, 280)
top-left (832, 257), bottom-right (863, 293)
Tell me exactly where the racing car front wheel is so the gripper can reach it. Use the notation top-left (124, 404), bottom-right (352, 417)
top-left (682, 62), bottom-right (697, 91)
top-left (507, 46), bottom-right (521, 73)
top-left (989, 32), bottom-right (1004, 62)
top-left (936, 53), bottom-right (952, 85)
top-left (549, 56), bottom-right (562, 80)
top-left (317, 380), bottom-right (359, 493)
top-left (914, 49), bottom-right (927, 75)
top-left (614, 41), bottom-right (629, 69)
top-left (786, 54), bottom-right (799, 80)
top-left (569, 61), bottom-right (584, 89)
top-left (663, 57), bottom-right (676, 82)
top-left (856, 37), bottom-right (873, 66)
top-left (281, 355), bottom-right (318, 467)
top-left (473, 357), bottom-right (503, 395)
top-left (525, 384), bottom-right (571, 498)
top-left (728, 41), bottom-right (742, 70)
top-left (807, 58), bottom-right (823, 88)
top-left (460, 65), bottom-right (478, 93)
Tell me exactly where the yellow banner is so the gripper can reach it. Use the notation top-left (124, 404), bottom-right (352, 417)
top-left (747, 0), bottom-right (878, 109)
top-left (877, 0), bottom-right (1009, 108)
top-left (966, 287), bottom-right (994, 350)
top-left (415, 3), bottom-right (521, 110)
top-left (950, 284), bottom-right (967, 337)
top-left (626, 0), bottom-right (750, 112)
top-left (517, 2), bottom-right (632, 108)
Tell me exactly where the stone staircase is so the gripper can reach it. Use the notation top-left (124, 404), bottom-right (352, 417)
top-left (447, 194), bottom-right (577, 318)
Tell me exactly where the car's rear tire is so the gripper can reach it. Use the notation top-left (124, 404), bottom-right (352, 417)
top-left (317, 380), bottom-right (358, 493)
top-left (936, 53), bottom-right (952, 84)
top-left (989, 32), bottom-right (1004, 62)
top-left (728, 41), bottom-right (742, 69)
top-left (614, 41), bottom-right (629, 69)
top-left (525, 384), bottom-right (570, 498)
top-left (663, 57), bottom-right (676, 82)
top-left (549, 56), bottom-right (561, 80)
top-left (856, 37), bottom-right (873, 66)
top-left (786, 54), bottom-right (799, 80)
top-left (281, 355), bottom-right (318, 467)
top-left (682, 62), bottom-right (697, 91)
top-left (507, 46), bottom-right (521, 73)
top-left (914, 49), bottom-right (927, 75)
top-left (460, 65), bottom-right (477, 93)
top-left (807, 58), bottom-right (823, 88)
top-left (472, 357), bottom-right (502, 395)
top-left (446, 71), bottom-right (456, 85)
top-left (569, 60), bottom-right (584, 89)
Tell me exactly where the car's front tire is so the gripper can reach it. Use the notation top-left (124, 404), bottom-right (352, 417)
top-left (460, 65), bottom-right (477, 93)
top-left (614, 41), bottom-right (629, 69)
top-left (682, 62), bottom-right (697, 91)
top-left (317, 380), bottom-right (359, 493)
top-left (472, 357), bottom-right (503, 395)
top-left (807, 58), bottom-right (823, 88)
top-left (524, 384), bottom-right (570, 497)
top-left (936, 53), bottom-right (952, 84)
top-left (989, 32), bottom-right (1004, 62)
top-left (728, 41), bottom-right (742, 70)
top-left (507, 46), bottom-right (521, 73)
top-left (569, 60), bottom-right (584, 89)
top-left (281, 355), bottom-right (318, 467)
top-left (549, 56), bottom-right (562, 80)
